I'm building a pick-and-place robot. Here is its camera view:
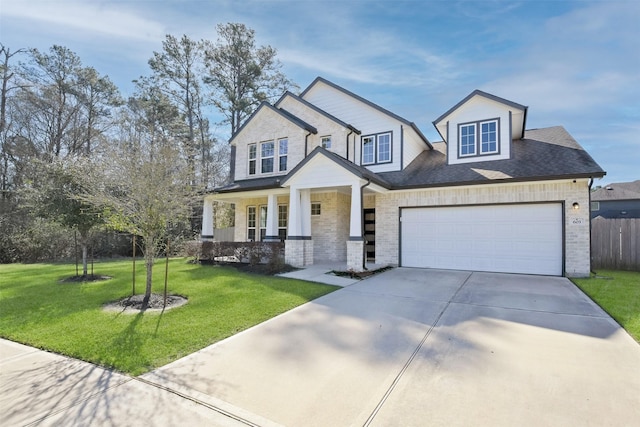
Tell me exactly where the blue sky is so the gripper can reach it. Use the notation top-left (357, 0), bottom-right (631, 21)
top-left (2, 0), bottom-right (638, 185)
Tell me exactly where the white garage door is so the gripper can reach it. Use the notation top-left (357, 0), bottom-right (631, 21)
top-left (401, 203), bottom-right (563, 275)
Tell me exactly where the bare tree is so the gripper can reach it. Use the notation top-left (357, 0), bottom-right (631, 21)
top-left (203, 23), bottom-right (297, 135)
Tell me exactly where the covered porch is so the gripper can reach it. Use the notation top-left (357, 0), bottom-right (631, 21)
top-left (201, 149), bottom-right (387, 271)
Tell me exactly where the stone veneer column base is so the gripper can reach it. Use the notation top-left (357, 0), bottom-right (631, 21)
top-left (347, 240), bottom-right (365, 272)
top-left (285, 239), bottom-right (314, 267)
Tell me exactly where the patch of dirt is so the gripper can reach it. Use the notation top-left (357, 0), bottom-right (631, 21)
top-left (103, 293), bottom-right (188, 313)
top-left (60, 275), bottom-right (112, 283)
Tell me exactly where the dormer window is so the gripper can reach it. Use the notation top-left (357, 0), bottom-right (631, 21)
top-left (458, 118), bottom-right (500, 158)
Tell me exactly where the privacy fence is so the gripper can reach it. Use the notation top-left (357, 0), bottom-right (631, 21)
top-left (591, 217), bottom-right (640, 271)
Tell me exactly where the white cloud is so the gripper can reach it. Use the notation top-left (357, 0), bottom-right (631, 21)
top-left (2, 0), bottom-right (166, 41)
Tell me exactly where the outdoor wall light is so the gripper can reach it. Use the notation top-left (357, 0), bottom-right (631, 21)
top-left (572, 202), bottom-right (580, 210)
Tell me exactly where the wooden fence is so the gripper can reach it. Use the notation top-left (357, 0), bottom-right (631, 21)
top-left (212, 227), bottom-right (235, 242)
top-left (591, 218), bottom-right (640, 271)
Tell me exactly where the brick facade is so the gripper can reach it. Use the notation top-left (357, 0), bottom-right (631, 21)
top-left (374, 179), bottom-right (592, 277)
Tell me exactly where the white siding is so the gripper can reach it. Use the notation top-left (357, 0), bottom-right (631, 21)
top-left (444, 96), bottom-right (513, 165)
top-left (303, 82), bottom-right (405, 171)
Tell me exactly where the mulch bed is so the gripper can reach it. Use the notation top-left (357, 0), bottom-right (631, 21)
top-left (103, 293), bottom-right (188, 313)
top-left (60, 275), bottom-right (112, 283)
top-left (331, 266), bottom-right (394, 279)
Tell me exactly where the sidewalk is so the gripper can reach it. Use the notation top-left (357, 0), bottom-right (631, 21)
top-left (0, 339), bottom-right (249, 426)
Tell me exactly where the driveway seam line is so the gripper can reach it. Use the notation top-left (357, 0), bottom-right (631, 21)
top-left (133, 376), bottom-right (263, 427)
top-left (362, 271), bottom-right (474, 427)
top-left (448, 301), bottom-right (609, 318)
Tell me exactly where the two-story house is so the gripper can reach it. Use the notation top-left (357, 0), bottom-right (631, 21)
top-left (202, 77), bottom-right (605, 277)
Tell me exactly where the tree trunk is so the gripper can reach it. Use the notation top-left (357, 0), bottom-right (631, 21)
top-left (143, 237), bottom-right (155, 308)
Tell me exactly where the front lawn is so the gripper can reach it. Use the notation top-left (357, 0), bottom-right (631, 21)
top-left (573, 270), bottom-right (640, 342)
top-left (0, 259), bottom-right (338, 375)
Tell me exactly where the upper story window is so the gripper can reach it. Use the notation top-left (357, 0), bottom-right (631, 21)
top-left (458, 119), bottom-right (500, 158)
top-left (362, 132), bottom-right (392, 165)
top-left (248, 138), bottom-right (288, 176)
top-left (321, 136), bottom-right (332, 150)
top-left (261, 141), bottom-right (274, 173)
top-left (279, 138), bottom-right (288, 172)
top-left (248, 144), bottom-right (257, 175)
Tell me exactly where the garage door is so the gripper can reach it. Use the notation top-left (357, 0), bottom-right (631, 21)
top-left (400, 203), bottom-right (563, 275)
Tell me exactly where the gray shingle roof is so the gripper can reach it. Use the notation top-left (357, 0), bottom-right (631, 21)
top-left (213, 126), bottom-right (605, 194)
top-left (592, 180), bottom-right (640, 201)
top-left (378, 126), bottom-right (605, 188)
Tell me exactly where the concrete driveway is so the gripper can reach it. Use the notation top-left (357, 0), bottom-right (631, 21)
top-left (143, 269), bottom-right (640, 426)
top-left (2, 268), bottom-right (639, 426)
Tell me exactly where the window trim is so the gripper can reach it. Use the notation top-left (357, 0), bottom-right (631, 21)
top-left (278, 138), bottom-right (288, 172)
top-left (260, 141), bottom-right (274, 174)
top-left (321, 135), bottom-right (332, 150)
top-left (311, 202), bottom-right (321, 216)
top-left (278, 204), bottom-right (288, 241)
top-left (361, 131), bottom-right (393, 165)
top-left (457, 118), bottom-right (501, 159)
top-left (247, 206), bottom-right (257, 241)
top-left (591, 201), bottom-right (600, 211)
top-left (248, 144), bottom-right (257, 175)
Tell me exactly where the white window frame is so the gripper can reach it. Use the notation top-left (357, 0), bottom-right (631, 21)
top-left (361, 132), bottom-right (392, 165)
top-left (248, 144), bottom-right (257, 175)
top-left (321, 135), bottom-right (332, 150)
top-left (278, 204), bottom-right (288, 241)
top-left (459, 123), bottom-right (476, 157)
top-left (247, 206), bottom-right (257, 241)
top-left (480, 120), bottom-right (498, 154)
top-left (278, 138), bottom-right (288, 172)
top-left (261, 141), bottom-right (274, 174)
top-left (259, 205), bottom-right (267, 241)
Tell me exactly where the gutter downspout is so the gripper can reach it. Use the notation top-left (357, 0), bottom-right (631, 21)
top-left (304, 131), bottom-right (312, 157)
top-left (588, 177), bottom-right (595, 276)
top-left (346, 129), bottom-right (353, 162)
top-left (361, 178), bottom-right (371, 270)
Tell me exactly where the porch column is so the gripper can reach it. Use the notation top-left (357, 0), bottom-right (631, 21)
top-left (201, 197), bottom-right (214, 240)
top-left (347, 182), bottom-right (365, 271)
top-left (349, 183), bottom-right (362, 239)
top-left (300, 188), bottom-right (311, 237)
top-left (264, 193), bottom-right (279, 241)
top-left (285, 186), bottom-right (313, 267)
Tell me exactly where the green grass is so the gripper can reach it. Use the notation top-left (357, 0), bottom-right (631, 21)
top-left (573, 270), bottom-right (640, 342)
top-left (0, 259), bottom-right (338, 375)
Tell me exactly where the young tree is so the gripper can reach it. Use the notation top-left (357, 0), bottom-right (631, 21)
top-left (82, 87), bottom-right (195, 307)
top-left (203, 23), bottom-right (297, 135)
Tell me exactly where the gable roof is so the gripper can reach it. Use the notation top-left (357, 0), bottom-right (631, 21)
top-left (228, 101), bottom-right (317, 145)
top-left (432, 89), bottom-right (529, 141)
top-left (592, 180), bottom-right (640, 201)
top-left (378, 126), bottom-right (605, 189)
top-left (281, 146), bottom-right (391, 188)
top-left (275, 91), bottom-right (361, 134)
top-left (300, 77), bottom-right (432, 149)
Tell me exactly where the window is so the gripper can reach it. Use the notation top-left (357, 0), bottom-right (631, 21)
top-left (279, 138), bottom-right (288, 172)
top-left (248, 144), bottom-right (257, 175)
top-left (261, 141), bottom-right (274, 173)
top-left (247, 206), bottom-right (256, 241)
top-left (460, 124), bottom-right (476, 156)
top-left (362, 136), bottom-right (375, 165)
top-left (591, 201), bottom-right (600, 211)
top-left (458, 119), bottom-right (500, 158)
top-left (259, 205), bottom-right (267, 241)
top-left (311, 202), bottom-right (321, 216)
top-left (278, 204), bottom-right (288, 241)
top-left (321, 136), bottom-right (332, 150)
top-left (377, 133), bottom-right (391, 162)
top-left (480, 121), bottom-right (498, 154)
top-left (361, 132), bottom-right (392, 165)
